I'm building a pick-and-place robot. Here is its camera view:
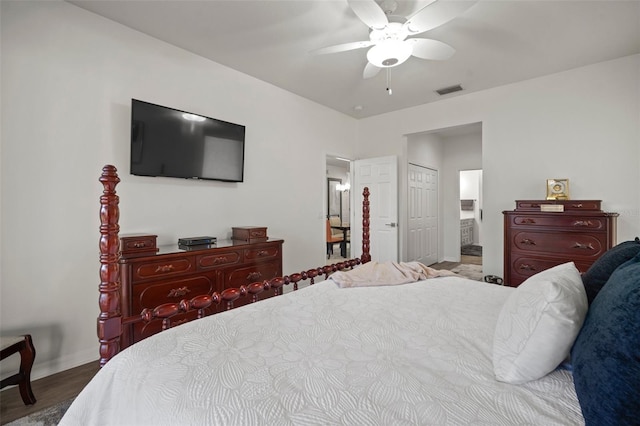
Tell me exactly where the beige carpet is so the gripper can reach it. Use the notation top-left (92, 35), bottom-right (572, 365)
top-left (450, 263), bottom-right (483, 281)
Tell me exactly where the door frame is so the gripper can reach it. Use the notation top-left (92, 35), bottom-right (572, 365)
top-left (324, 154), bottom-right (352, 263)
top-left (403, 122), bottom-right (482, 264)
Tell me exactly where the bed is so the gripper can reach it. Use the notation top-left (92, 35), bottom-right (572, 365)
top-left (61, 166), bottom-right (639, 425)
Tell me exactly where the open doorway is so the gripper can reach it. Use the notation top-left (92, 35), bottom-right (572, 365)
top-left (460, 169), bottom-right (482, 265)
top-left (405, 122), bottom-right (481, 265)
top-left (325, 155), bottom-right (351, 261)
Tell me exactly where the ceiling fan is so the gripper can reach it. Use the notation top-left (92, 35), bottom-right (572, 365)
top-left (312, 0), bottom-right (475, 79)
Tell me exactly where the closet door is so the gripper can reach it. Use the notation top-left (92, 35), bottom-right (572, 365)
top-left (407, 164), bottom-right (438, 265)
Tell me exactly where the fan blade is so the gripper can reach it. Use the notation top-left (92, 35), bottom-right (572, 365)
top-left (363, 62), bottom-right (381, 79)
top-left (404, 0), bottom-right (476, 35)
top-left (347, 0), bottom-right (388, 30)
top-left (407, 38), bottom-right (455, 60)
top-left (310, 40), bottom-right (374, 55)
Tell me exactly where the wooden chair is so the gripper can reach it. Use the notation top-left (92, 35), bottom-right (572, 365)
top-left (326, 219), bottom-right (343, 258)
top-left (328, 216), bottom-right (342, 236)
top-left (1, 334), bottom-right (37, 405)
top-left (329, 215), bottom-right (350, 257)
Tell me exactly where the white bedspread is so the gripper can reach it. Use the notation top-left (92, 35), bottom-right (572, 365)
top-left (61, 277), bottom-right (584, 426)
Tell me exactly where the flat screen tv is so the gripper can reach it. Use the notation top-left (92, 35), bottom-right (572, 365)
top-left (130, 99), bottom-right (245, 182)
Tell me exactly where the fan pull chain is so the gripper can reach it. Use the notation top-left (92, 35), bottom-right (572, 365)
top-left (386, 68), bottom-right (392, 95)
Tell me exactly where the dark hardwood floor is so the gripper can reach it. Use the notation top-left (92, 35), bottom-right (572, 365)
top-left (0, 360), bottom-right (99, 424)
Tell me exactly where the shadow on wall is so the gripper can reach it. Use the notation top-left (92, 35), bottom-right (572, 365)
top-left (1, 324), bottom-right (64, 379)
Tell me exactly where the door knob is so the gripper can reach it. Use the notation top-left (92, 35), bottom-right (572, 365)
top-left (385, 222), bottom-right (397, 227)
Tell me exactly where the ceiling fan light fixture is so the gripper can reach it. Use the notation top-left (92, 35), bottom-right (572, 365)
top-left (366, 40), bottom-right (412, 68)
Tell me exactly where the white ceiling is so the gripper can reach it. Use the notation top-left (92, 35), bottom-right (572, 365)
top-left (68, 0), bottom-right (640, 118)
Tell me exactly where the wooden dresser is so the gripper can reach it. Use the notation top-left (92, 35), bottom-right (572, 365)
top-left (118, 237), bottom-right (283, 348)
top-left (503, 200), bottom-right (618, 287)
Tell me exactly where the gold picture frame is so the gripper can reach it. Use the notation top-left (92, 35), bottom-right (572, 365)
top-left (546, 178), bottom-right (570, 200)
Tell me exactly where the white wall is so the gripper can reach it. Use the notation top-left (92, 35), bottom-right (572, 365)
top-left (0, 1), bottom-right (357, 378)
top-left (356, 54), bottom-right (640, 278)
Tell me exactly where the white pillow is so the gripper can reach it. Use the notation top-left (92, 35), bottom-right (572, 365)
top-left (493, 262), bottom-right (588, 384)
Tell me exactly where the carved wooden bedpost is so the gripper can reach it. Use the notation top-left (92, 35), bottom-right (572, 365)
top-left (98, 165), bottom-right (121, 367)
top-left (361, 187), bottom-right (371, 264)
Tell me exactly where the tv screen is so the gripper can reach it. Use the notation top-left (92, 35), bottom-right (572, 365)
top-left (130, 99), bottom-right (245, 182)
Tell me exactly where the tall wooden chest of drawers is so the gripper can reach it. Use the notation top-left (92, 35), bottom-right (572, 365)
top-left (118, 238), bottom-right (283, 348)
top-left (503, 200), bottom-right (618, 287)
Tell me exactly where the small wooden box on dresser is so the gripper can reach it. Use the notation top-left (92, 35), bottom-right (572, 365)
top-left (118, 236), bottom-right (283, 349)
top-left (503, 200), bottom-right (618, 287)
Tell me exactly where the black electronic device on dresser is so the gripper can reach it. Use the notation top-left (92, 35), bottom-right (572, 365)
top-left (503, 200), bottom-right (618, 287)
top-left (118, 234), bottom-right (283, 349)
top-left (178, 236), bottom-right (217, 246)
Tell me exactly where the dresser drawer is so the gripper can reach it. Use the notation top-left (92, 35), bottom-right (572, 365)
top-left (131, 257), bottom-right (195, 281)
top-left (197, 250), bottom-right (241, 269)
top-left (512, 230), bottom-right (606, 258)
top-left (128, 274), bottom-right (218, 343)
top-left (509, 215), bottom-right (607, 230)
top-left (244, 245), bottom-right (280, 261)
top-left (508, 256), bottom-right (593, 286)
top-left (510, 256), bottom-right (567, 283)
top-left (220, 262), bottom-right (280, 308)
top-left (515, 200), bottom-right (602, 211)
top-left (223, 261), bottom-right (281, 289)
top-left (132, 275), bottom-right (216, 312)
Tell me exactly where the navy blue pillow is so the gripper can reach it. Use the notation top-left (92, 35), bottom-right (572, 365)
top-left (581, 237), bottom-right (640, 305)
top-left (571, 252), bottom-right (640, 425)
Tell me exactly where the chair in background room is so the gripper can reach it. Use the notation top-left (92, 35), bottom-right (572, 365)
top-left (1, 334), bottom-right (37, 405)
top-left (329, 215), bottom-right (350, 257)
top-left (326, 218), bottom-right (344, 258)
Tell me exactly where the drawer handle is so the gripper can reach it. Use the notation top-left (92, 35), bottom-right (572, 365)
top-left (520, 238), bottom-right (536, 245)
top-left (155, 264), bottom-right (175, 273)
top-left (212, 256), bottom-right (228, 264)
top-left (167, 287), bottom-right (190, 298)
top-left (573, 242), bottom-right (595, 251)
top-left (257, 250), bottom-right (269, 257)
top-left (573, 220), bottom-right (593, 227)
top-left (571, 203), bottom-right (584, 208)
top-left (521, 218), bottom-right (536, 224)
top-left (519, 264), bottom-right (536, 271)
top-left (133, 242), bottom-right (147, 248)
top-left (247, 271), bottom-right (262, 282)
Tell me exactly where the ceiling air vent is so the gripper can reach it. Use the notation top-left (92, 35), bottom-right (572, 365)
top-left (435, 84), bottom-right (463, 96)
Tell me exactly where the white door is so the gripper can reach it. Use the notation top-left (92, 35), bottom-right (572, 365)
top-left (407, 164), bottom-right (438, 265)
top-left (352, 156), bottom-right (398, 262)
